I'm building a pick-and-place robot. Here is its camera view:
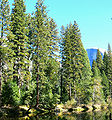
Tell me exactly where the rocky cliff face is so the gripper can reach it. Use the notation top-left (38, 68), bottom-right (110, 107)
top-left (86, 48), bottom-right (104, 67)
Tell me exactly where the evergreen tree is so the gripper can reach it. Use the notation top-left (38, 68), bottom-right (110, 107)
top-left (0, 0), bottom-right (10, 106)
top-left (10, 0), bottom-right (30, 97)
top-left (80, 48), bottom-right (92, 103)
top-left (32, 0), bottom-right (51, 108)
top-left (25, 14), bottom-right (34, 83)
top-left (25, 13), bottom-right (33, 57)
top-left (101, 71), bottom-right (109, 101)
top-left (61, 23), bottom-right (76, 101)
top-left (96, 49), bottom-right (104, 73)
top-left (92, 60), bottom-right (99, 77)
top-left (2, 81), bottom-right (20, 106)
top-left (0, 0), bottom-right (10, 38)
top-left (43, 57), bottom-right (60, 109)
top-left (60, 25), bottom-right (65, 101)
top-left (102, 52), bottom-right (109, 101)
top-left (61, 21), bottom-right (92, 104)
top-left (106, 44), bottom-right (112, 97)
top-left (92, 60), bottom-right (104, 104)
top-left (26, 0), bottom-right (60, 108)
top-left (43, 18), bottom-right (60, 108)
top-left (48, 18), bottom-right (60, 58)
top-left (103, 52), bottom-right (108, 75)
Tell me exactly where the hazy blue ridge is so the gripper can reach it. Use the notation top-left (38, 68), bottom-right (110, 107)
top-left (86, 48), bottom-right (103, 67)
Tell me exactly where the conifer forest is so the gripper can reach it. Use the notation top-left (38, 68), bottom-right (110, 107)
top-left (1, 0), bottom-right (112, 115)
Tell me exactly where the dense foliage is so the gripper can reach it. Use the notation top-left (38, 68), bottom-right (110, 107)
top-left (0, 0), bottom-right (112, 109)
top-left (60, 22), bottom-right (92, 104)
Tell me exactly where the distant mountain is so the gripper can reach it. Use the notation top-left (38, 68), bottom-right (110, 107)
top-left (86, 48), bottom-right (106, 67)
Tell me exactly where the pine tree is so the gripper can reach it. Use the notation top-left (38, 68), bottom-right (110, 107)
top-left (61, 23), bottom-right (75, 101)
top-left (60, 25), bottom-right (65, 101)
top-left (43, 57), bottom-right (60, 109)
top-left (106, 44), bottom-right (112, 97)
top-left (25, 14), bottom-right (34, 83)
top-left (26, 0), bottom-right (60, 108)
top-left (61, 21), bottom-right (92, 104)
top-left (10, 0), bottom-right (30, 97)
top-left (96, 49), bottom-right (104, 73)
top-left (92, 60), bottom-right (104, 104)
top-left (32, 0), bottom-right (51, 108)
top-left (48, 18), bottom-right (60, 58)
top-left (80, 48), bottom-right (92, 103)
top-left (43, 18), bottom-right (60, 108)
top-left (103, 52), bottom-right (108, 75)
top-left (102, 52), bottom-right (110, 101)
top-left (92, 60), bottom-right (99, 77)
top-left (101, 71), bottom-right (109, 101)
top-left (0, 0), bottom-right (10, 38)
top-left (0, 0), bottom-right (10, 106)
top-left (25, 13), bottom-right (33, 57)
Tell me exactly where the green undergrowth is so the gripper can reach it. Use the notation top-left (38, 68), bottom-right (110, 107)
top-left (56, 99), bottom-right (109, 114)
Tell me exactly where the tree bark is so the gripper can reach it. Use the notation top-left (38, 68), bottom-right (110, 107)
top-left (0, 59), bottom-right (2, 107)
top-left (60, 69), bottom-right (63, 101)
top-left (36, 43), bottom-right (39, 108)
top-left (0, 15), bottom-right (3, 106)
top-left (69, 84), bottom-right (71, 100)
top-left (36, 65), bottom-right (39, 108)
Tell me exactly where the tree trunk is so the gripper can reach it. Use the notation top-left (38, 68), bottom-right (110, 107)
top-left (74, 83), bottom-right (77, 103)
top-left (69, 84), bottom-right (71, 100)
top-left (36, 65), bottom-right (39, 108)
top-left (18, 67), bottom-right (21, 97)
top-left (0, 15), bottom-right (3, 106)
top-left (60, 69), bottom-right (63, 101)
top-left (74, 90), bottom-right (76, 102)
top-left (0, 59), bottom-right (2, 107)
top-left (109, 113), bottom-right (112, 120)
top-left (1, 14), bottom-right (4, 38)
top-left (93, 85), bottom-right (95, 105)
top-left (18, 49), bottom-right (21, 97)
top-left (36, 43), bottom-right (39, 108)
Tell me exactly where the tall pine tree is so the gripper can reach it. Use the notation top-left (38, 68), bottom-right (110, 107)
top-left (103, 51), bottom-right (108, 75)
top-left (92, 60), bottom-right (104, 104)
top-left (61, 21), bottom-right (92, 104)
top-left (106, 44), bottom-right (112, 98)
top-left (101, 71), bottom-right (109, 101)
top-left (0, 0), bottom-right (10, 106)
top-left (96, 49), bottom-right (104, 73)
top-left (32, 0), bottom-right (51, 108)
top-left (10, 0), bottom-right (30, 97)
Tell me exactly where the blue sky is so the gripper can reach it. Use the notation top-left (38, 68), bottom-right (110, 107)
top-left (9, 0), bottom-right (112, 50)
